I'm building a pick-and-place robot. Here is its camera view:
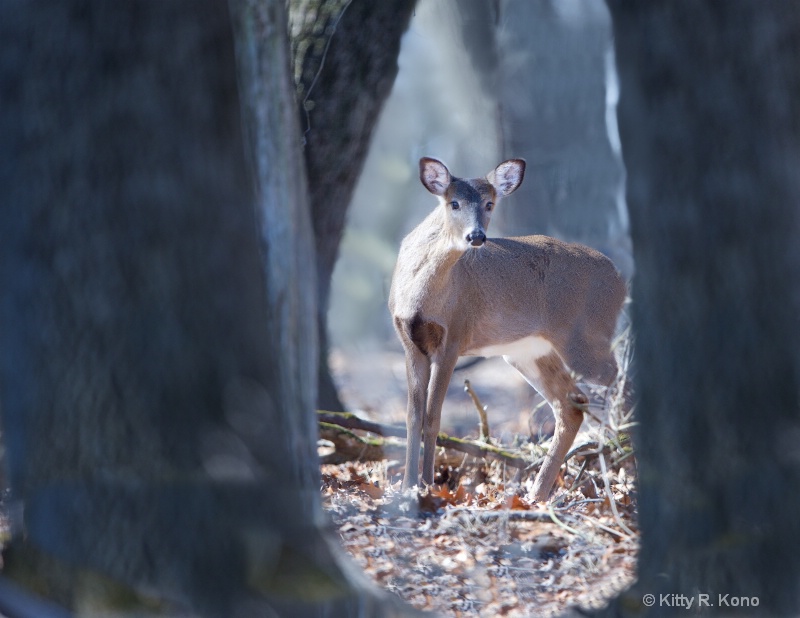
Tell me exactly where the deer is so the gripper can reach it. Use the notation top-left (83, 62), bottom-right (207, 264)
top-left (388, 157), bottom-right (628, 502)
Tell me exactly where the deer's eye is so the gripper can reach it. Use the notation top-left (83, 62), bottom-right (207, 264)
top-left (486, 202), bottom-right (494, 211)
top-left (450, 201), bottom-right (460, 210)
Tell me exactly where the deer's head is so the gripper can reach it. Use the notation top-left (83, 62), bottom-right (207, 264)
top-left (419, 157), bottom-right (526, 250)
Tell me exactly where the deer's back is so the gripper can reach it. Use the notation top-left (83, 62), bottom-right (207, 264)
top-left (455, 235), bottom-right (626, 354)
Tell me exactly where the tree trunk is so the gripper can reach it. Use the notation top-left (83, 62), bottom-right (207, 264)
top-left (288, 0), bottom-right (417, 412)
top-left (230, 0), bottom-right (321, 493)
top-left (494, 0), bottom-right (631, 274)
top-left (0, 2), bottom-right (409, 615)
top-left (605, 2), bottom-right (800, 614)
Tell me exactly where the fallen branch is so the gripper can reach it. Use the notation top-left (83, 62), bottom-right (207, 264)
top-left (318, 422), bottom-right (406, 465)
top-left (317, 411), bottom-right (532, 470)
top-left (435, 433), bottom-right (529, 469)
top-left (318, 410), bottom-right (406, 438)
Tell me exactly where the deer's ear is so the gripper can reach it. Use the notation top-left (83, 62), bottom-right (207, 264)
top-left (488, 159), bottom-right (525, 197)
top-left (419, 158), bottom-right (451, 196)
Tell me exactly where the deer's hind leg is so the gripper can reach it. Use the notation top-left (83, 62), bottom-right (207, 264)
top-left (504, 346), bottom-right (588, 502)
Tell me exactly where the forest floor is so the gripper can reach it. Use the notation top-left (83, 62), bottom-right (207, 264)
top-left (322, 344), bottom-right (638, 617)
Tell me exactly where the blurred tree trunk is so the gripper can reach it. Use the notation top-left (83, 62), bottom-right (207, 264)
top-left (493, 0), bottom-right (631, 275)
top-left (605, 2), bottom-right (800, 615)
top-left (288, 0), bottom-right (416, 412)
top-left (0, 1), bottom-right (407, 615)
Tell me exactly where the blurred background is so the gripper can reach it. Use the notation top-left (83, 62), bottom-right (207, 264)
top-left (327, 0), bottom-right (631, 437)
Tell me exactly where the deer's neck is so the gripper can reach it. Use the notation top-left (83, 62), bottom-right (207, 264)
top-left (393, 209), bottom-right (464, 317)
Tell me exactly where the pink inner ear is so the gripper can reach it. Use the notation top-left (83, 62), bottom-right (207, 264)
top-left (501, 175), bottom-right (518, 193)
top-left (421, 160), bottom-right (450, 195)
top-left (424, 168), bottom-right (442, 186)
top-left (493, 161), bottom-right (524, 196)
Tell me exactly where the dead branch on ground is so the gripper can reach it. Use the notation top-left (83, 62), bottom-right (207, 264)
top-left (318, 410), bottom-right (406, 437)
top-left (317, 411), bottom-right (530, 469)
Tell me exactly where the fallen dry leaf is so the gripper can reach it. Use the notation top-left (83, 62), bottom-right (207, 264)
top-left (357, 482), bottom-right (384, 500)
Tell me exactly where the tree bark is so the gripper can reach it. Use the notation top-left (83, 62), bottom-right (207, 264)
top-left (288, 0), bottom-right (417, 411)
top-left (0, 2), bottom-right (410, 615)
top-left (230, 0), bottom-right (320, 493)
top-left (606, 2), bottom-right (800, 614)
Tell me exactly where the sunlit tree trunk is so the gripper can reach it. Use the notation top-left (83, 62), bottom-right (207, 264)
top-left (494, 0), bottom-right (631, 274)
top-left (605, 2), bottom-right (800, 614)
top-left (0, 1), bottom-right (408, 615)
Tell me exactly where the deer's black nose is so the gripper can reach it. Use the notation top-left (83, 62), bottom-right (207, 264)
top-left (466, 230), bottom-right (486, 247)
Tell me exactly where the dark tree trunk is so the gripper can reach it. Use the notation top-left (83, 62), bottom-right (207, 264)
top-left (0, 1), bottom-right (409, 615)
top-left (606, 2), bottom-right (800, 614)
top-left (288, 0), bottom-right (417, 412)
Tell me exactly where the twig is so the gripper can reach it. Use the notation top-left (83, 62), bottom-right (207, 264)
top-left (567, 458), bottom-right (590, 492)
top-left (572, 511), bottom-right (630, 541)
top-left (611, 448), bottom-right (636, 467)
top-left (552, 498), bottom-right (605, 512)
top-left (559, 471), bottom-right (602, 499)
top-left (464, 379), bottom-right (490, 442)
top-left (563, 433), bottom-right (633, 465)
top-left (546, 503), bottom-right (582, 536)
top-left (565, 441), bottom-right (602, 463)
top-left (442, 507), bottom-right (554, 522)
top-left (597, 450), bottom-right (636, 538)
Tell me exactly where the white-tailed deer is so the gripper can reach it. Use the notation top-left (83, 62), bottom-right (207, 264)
top-left (389, 157), bottom-right (627, 501)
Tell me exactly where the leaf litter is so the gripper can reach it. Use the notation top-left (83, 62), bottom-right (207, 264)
top-left (321, 453), bottom-right (637, 617)
top-left (324, 334), bottom-right (638, 615)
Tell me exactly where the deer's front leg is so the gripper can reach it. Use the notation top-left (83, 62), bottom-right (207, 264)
top-left (421, 346), bottom-right (460, 485)
top-left (402, 345), bottom-right (431, 489)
